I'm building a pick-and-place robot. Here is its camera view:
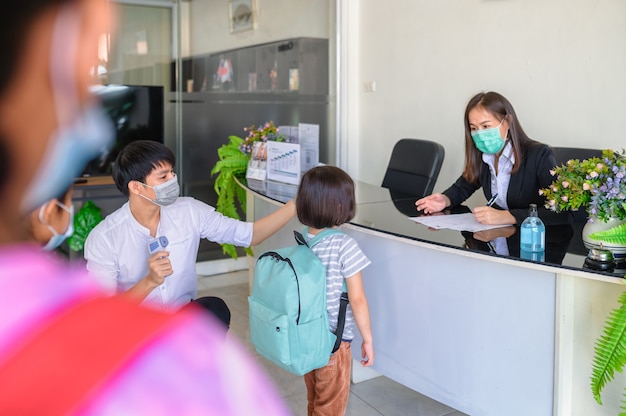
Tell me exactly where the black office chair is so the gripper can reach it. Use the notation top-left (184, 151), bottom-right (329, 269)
top-left (553, 147), bottom-right (602, 168)
top-left (381, 138), bottom-right (445, 199)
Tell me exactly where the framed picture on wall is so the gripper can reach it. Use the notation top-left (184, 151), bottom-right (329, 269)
top-left (229, 0), bottom-right (255, 33)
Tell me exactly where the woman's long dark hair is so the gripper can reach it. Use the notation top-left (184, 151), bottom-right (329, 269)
top-left (462, 91), bottom-right (538, 184)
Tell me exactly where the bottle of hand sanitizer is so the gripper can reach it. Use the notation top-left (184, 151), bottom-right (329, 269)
top-left (520, 204), bottom-right (545, 254)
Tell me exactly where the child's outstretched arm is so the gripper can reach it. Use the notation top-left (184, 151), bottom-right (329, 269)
top-left (346, 272), bottom-right (374, 367)
top-left (250, 199), bottom-right (296, 246)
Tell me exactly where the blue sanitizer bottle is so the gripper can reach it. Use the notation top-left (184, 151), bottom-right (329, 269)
top-left (520, 204), bottom-right (545, 257)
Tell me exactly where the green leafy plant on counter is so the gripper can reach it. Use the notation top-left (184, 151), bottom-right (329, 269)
top-left (210, 121), bottom-right (285, 259)
top-left (67, 200), bottom-right (104, 252)
top-left (590, 290), bottom-right (626, 415)
top-left (210, 135), bottom-right (251, 259)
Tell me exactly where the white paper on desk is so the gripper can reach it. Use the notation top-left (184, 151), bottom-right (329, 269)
top-left (409, 213), bottom-right (513, 232)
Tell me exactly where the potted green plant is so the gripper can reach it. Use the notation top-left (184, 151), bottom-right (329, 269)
top-left (67, 200), bottom-right (104, 251)
top-left (210, 121), bottom-right (284, 259)
top-left (58, 200), bottom-right (104, 260)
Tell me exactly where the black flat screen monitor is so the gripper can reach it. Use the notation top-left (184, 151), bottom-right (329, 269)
top-left (81, 84), bottom-right (164, 177)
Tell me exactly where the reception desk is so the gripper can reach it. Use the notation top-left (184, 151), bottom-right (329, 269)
top-left (243, 179), bottom-right (626, 416)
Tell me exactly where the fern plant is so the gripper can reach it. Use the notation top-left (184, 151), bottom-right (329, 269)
top-left (210, 121), bottom-right (285, 259)
top-left (210, 135), bottom-right (252, 259)
top-left (590, 289), bottom-right (626, 414)
top-left (589, 223), bottom-right (626, 246)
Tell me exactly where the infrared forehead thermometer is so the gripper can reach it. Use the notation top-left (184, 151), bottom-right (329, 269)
top-left (148, 235), bottom-right (169, 255)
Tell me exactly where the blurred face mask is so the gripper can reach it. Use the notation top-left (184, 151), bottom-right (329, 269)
top-left (38, 201), bottom-right (74, 251)
top-left (471, 118), bottom-right (507, 155)
top-left (20, 4), bottom-right (114, 213)
top-left (138, 175), bottom-right (180, 207)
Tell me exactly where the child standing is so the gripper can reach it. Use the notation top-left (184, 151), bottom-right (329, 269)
top-left (296, 165), bottom-right (375, 416)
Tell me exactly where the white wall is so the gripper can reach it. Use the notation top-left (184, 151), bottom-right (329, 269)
top-left (185, 0), bottom-right (626, 201)
top-left (187, 0), bottom-right (331, 57)
top-left (344, 0), bottom-right (626, 198)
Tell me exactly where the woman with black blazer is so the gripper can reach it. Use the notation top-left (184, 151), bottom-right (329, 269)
top-left (416, 91), bottom-right (571, 226)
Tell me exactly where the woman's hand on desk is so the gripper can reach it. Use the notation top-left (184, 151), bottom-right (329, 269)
top-left (472, 206), bottom-right (517, 225)
top-left (415, 193), bottom-right (450, 214)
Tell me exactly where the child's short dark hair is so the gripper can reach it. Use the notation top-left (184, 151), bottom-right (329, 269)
top-left (296, 165), bottom-right (355, 228)
top-left (113, 140), bottom-right (175, 196)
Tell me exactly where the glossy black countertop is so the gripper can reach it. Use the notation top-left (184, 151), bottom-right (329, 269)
top-left (246, 179), bottom-right (626, 280)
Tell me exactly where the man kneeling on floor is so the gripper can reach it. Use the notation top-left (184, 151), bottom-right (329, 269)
top-left (85, 140), bottom-right (296, 330)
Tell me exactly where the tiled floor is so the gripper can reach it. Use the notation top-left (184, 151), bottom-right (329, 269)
top-left (197, 270), bottom-right (469, 416)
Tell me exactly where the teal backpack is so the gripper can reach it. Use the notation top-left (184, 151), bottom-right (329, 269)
top-left (248, 228), bottom-right (349, 376)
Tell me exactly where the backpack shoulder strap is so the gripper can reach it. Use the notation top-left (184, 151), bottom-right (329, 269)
top-left (332, 291), bottom-right (349, 353)
top-left (293, 227), bottom-right (342, 248)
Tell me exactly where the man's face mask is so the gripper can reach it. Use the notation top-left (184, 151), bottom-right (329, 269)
top-left (20, 4), bottom-right (114, 213)
top-left (138, 175), bottom-right (180, 207)
top-left (471, 118), bottom-right (507, 155)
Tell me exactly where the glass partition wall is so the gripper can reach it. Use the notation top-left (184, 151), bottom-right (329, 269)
top-left (105, 0), bottom-right (337, 261)
top-left (103, 1), bottom-right (177, 154)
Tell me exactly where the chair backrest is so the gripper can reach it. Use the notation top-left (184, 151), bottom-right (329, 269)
top-left (552, 146), bottom-right (602, 167)
top-left (381, 138), bottom-right (445, 199)
top-left (551, 146), bottom-right (603, 224)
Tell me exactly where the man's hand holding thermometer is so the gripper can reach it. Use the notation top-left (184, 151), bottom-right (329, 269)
top-left (147, 236), bottom-right (172, 287)
top-left (148, 236), bottom-right (169, 256)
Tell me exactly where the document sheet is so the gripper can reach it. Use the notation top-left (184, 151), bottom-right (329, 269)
top-left (409, 213), bottom-right (514, 232)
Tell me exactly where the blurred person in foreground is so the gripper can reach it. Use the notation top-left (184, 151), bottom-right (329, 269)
top-left (0, 0), bottom-right (289, 414)
top-left (24, 186), bottom-right (75, 251)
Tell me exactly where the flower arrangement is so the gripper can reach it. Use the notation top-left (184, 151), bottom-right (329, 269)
top-left (540, 149), bottom-right (626, 223)
top-left (210, 121), bottom-right (284, 259)
top-left (238, 121), bottom-right (284, 155)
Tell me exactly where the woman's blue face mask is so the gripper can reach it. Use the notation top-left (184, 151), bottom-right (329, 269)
top-left (471, 118), bottom-right (507, 154)
top-left (38, 201), bottom-right (74, 251)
